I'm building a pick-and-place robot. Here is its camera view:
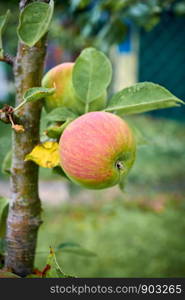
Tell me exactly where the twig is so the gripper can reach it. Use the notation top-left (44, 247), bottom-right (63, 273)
top-left (0, 105), bottom-right (24, 132)
top-left (0, 105), bottom-right (14, 124)
top-left (0, 110), bottom-right (9, 123)
top-left (0, 54), bottom-right (14, 66)
top-left (8, 114), bottom-right (25, 133)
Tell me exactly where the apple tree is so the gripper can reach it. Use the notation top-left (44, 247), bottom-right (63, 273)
top-left (0, 0), bottom-right (184, 277)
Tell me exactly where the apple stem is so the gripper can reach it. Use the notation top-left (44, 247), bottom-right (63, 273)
top-left (14, 99), bottom-right (27, 112)
top-left (85, 102), bottom-right (89, 113)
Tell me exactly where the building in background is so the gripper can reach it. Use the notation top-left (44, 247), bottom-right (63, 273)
top-left (113, 9), bottom-right (185, 120)
top-left (111, 25), bottom-right (139, 93)
top-left (139, 11), bottom-right (185, 120)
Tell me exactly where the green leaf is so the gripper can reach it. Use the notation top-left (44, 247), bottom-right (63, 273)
top-left (45, 124), bottom-right (64, 139)
top-left (1, 150), bottom-right (12, 175)
top-left (56, 242), bottom-right (97, 258)
top-left (105, 82), bottom-right (184, 115)
top-left (72, 48), bottom-right (112, 107)
top-left (14, 87), bottom-right (56, 112)
top-left (0, 198), bottom-right (9, 238)
top-left (44, 247), bottom-right (74, 278)
top-left (17, 0), bottom-right (54, 47)
top-left (0, 10), bottom-right (10, 58)
top-left (46, 107), bottom-right (77, 123)
top-left (0, 10), bottom-right (10, 34)
top-left (95, 19), bottom-right (127, 52)
top-left (52, 166), bottom-right (69, 179)
top-left (24, 87), bottom-right (56, 103)
top-left (45, 119), bottom-right (72, 139)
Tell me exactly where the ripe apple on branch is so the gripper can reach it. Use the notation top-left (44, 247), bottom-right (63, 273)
top-left (21, 47), bottom-right (183, 190)
top-left (1, 47), bottom-right (183, 190)
top-left (42, 62), bottom-right (107, 114)
top-left (59, 111), bottom-right (136, 189)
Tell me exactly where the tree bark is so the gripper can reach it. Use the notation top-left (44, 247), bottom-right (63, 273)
top-left (5, 1), bottom-right (48, 276)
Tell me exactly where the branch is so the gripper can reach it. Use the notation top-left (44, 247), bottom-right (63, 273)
top-left (0, 110), bottom-right (9, 123)
top-left (0, 105), bottom-right (24, 132)
top-left (5, 0), bottom-right (51, 277)
top-left (5, 30), bottom-right (47, 279)
top-left (0, 105), bottom-right (14, 124)
top-left (0, 54), bottom-right (14, 66)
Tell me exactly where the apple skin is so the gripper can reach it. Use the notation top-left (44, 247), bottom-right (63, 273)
top-left (42, 63), bottom-right (107, 114)
top-left (59, 111), bottom-right (136, 189)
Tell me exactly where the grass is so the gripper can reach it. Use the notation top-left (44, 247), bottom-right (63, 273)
top-left (127, 115), bottom-right (185, 186)
top-left (36, 196), bottom-right (185, 277)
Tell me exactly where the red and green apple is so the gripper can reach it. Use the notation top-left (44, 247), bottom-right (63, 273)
top-left (59, 111), bottom-right (136, 189)
top-left (42, 63), bottom-right (107, 114)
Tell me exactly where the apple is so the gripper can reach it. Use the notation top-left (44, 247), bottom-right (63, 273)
top-left (59, 111), bottom-right (136, 189)
top-left (42, 63), bottom-right (107, 114)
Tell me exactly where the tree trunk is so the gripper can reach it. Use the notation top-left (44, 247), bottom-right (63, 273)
top-left (5, 1), bottom-right (47, 276)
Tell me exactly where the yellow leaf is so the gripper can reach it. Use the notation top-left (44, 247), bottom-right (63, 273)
top-left (25, 141), bottom-right (60, 168)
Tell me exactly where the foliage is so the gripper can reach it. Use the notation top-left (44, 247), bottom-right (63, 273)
top-left (23, 48), bottom-right (183, 173)
top-left (106, 82), bottom-right (183, 115)
top-left (46, 107), bottom-right (78, 123)
top-left (1, 0), bottom-right (184, 57)
top-left (50, 0), bottom-right (185, 53)
top-left (72, 48), bottom-right (112, 106)
top-left (32, 247), bottom-right (74, 278)
top-left (0, 10), bottom-right (10, 58)
top-left (14, 87), bottom-right (56, 113)
top-left (17, 0), bottom-right (54, 47)
top-left (3, 48), bottom-right (179, 180)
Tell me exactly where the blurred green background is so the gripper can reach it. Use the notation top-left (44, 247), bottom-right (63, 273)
top-left (0, 0), bottom-right (185, 277)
